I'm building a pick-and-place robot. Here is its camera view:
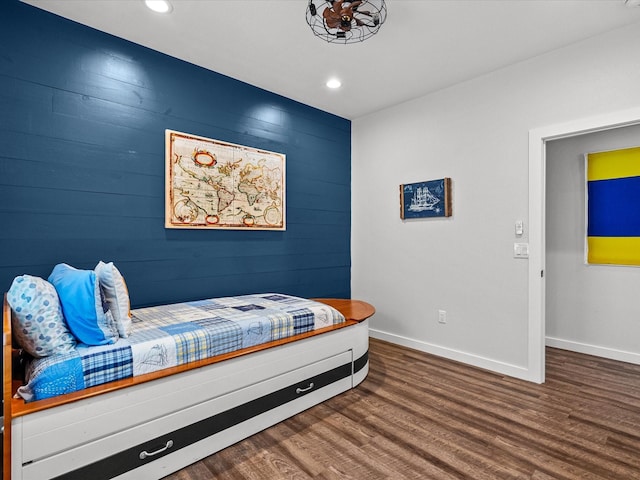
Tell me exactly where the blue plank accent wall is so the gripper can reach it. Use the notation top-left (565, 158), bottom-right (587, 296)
top-left (0, 1), bottom-right (351, 309)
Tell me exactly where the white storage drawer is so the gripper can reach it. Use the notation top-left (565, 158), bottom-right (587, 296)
top-left (20, 350), bottom-right (353, 480)
top-left (19, 324), bottom-right (360, 464)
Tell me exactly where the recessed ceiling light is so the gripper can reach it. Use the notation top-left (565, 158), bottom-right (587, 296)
top-left (326, 78), bottom-right (342, 89)
top-left (145, 0), bottom-right (172, 13)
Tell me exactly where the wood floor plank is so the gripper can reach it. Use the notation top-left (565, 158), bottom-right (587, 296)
top-left (162, 341), bottom-right (640, 480)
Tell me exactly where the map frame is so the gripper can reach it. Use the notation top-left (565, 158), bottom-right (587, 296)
top-left (165, 130), bottom-right (286, 230)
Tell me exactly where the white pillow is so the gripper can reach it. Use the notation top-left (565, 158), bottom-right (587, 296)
top-left (95, 261), bottom-right (132, 337)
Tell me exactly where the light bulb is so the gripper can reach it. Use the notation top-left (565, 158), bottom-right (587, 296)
top-left (145, 0), bottom-right (172, 13)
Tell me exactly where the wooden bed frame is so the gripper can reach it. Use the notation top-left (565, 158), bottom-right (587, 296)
top-left (3, 296), bottom-right (374, 480)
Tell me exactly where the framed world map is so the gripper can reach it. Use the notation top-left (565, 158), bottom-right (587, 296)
top-left (165, 130), bottom-right (286, 230)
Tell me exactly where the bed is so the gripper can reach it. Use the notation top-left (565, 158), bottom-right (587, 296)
top-left (3, 286), bottom-right (374, 480)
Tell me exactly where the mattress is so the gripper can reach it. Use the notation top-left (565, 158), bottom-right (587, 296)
top-left (17, 294), bottom-right (345, 402)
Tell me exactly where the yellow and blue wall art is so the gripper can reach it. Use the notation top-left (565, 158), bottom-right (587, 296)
top-left (586, 146), bottom-right (640, 266)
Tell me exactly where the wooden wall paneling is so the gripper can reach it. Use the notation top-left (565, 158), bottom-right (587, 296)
top-left (287, 208), bottom-right (350, 226)
top-left (1, 157), bottom-right (162, 198)
top-left (0, 187), bottom-right (160, 220)
top-left (0, 131), bottom-right (161, 178)
top-left (0, 0), bottom-right (351, 302)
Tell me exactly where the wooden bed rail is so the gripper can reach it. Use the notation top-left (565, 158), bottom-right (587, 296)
top-left (4, 294), bottom-right (13, 480)
top-left (312, 299), bottom-right (375, 323)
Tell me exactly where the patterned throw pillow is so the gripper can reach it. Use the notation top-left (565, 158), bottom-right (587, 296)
top-left (95, 261), bottom-right (132, 338)
top-left (7, 275), bottom-right (77, 357)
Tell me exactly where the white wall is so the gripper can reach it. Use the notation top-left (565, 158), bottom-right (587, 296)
top-left (546, 125), bottom-right (640, 364)
top-left (352, 22), bottom-right (640, 380)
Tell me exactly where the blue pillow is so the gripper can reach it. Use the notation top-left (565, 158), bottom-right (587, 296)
top-left (48, 263), bottom-right (118, 346)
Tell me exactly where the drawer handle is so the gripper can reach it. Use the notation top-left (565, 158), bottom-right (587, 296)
top-left (296, 382), bottom-right (314, 394)
top-left (139, 440), bottom-right (174, 460)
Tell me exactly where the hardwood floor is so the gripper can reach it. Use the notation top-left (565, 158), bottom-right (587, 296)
top-left (163, 339), bottom-right (640, 480)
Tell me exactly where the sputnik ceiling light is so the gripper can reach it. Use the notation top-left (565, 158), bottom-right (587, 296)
top-left (306, 0), bottom-right (387, 44)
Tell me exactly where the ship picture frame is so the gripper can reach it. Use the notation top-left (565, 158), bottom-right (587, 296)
top-left (400, 178), bottom-right (452, 219)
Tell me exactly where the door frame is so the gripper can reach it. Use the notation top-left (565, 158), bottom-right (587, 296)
top-left (527, 107), bottom-right (640, 383)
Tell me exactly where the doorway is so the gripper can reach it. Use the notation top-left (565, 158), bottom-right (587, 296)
top-left (528, 107), bottom-right (640, 383)
top-left (545, 126), bottom-right (640, 367)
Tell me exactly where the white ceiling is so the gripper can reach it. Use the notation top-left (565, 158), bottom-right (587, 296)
top-left (22, 0), bottom-right (640, 119)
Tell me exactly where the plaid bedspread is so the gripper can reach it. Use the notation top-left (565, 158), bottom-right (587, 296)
top-left (17, 294), bottom-right (345, 402)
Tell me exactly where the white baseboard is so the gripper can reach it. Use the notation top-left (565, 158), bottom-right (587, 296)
top-left (545, 336), bottom-right (640, 365)
top-left (369, 328), bottom-right (532, 382)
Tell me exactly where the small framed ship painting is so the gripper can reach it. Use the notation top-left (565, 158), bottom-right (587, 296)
top-left (400, 177), bottom-right (452, 219)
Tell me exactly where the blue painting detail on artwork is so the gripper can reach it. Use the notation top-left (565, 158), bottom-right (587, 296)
top-left (402, 179), bottom-right (447, 219)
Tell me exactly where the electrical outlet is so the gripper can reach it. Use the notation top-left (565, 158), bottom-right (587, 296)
top-left (513, 242), bottom-right (529, 259)
top-left (438, 310), bottom-right (447, 324)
